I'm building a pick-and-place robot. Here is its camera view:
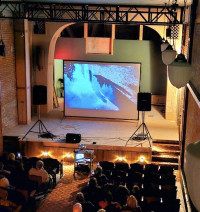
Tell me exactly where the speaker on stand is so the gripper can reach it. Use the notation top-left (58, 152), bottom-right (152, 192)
top-left (22, 85), bottom-right (55, 140)
top-left (126, 92), bottom-right (152, 147)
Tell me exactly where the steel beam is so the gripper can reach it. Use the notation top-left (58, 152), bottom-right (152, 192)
top-left (0, 1), bottom-right (184, 25)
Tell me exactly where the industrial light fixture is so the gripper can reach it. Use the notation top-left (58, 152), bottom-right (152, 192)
top-left (162, 44), bottom-right (176, 65)
top-left (168, 53), bottom-right (192, 88)
top-left (161, 40), bottom-right (169, 52)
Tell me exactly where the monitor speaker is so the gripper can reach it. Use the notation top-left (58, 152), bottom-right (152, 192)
top-left (66, 133), bottom-right (81, 143)
top-left (137, 92), bottom-right (152, 111)
top-left (33, 85), bottom-right (47, 105)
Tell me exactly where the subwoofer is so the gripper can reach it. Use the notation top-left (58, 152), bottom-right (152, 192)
top-left (33, 85), bottom-right (47, 105)
top-left (66, 133), bottom-right (81, 143)
top-left (137, 92), bottom-right (152, 111)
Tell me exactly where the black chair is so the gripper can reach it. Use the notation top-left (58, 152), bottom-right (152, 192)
top-left (115, 162), bottom-right (129, 172)
top-left (159, 165), bottom-right (174, 175)
top-left (99, 161), bottom-right (114, 171)
top-left (43, 158), bottom-right (62, 187)
top-left (130, 163), bottom-right (144, 173)
top-left (160, 174), bottom-right (176, 186)
top-left (143, 172), bottom-right (160, 185)
top-left (145, 164), bottom-right (159, 173)
top-left (161, 199), bottom-right (180, 212)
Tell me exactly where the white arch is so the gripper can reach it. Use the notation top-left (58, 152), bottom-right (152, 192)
top-left (47, 23), bottom-right (74, 111)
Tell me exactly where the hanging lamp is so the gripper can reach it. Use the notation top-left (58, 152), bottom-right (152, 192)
top-left (162, 44), bottom-right (176, 65)
top-left (168, 53), bottom-right (192, 88)
top-left (161, 40), bottom-right (169, 52)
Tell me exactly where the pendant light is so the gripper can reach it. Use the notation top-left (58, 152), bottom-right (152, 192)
top-left (161, 40), bottom-right (170, 52)
top-left (168, 53), bottom-right (192, 88)
top-left (162, 44), bottom-right (176, 65)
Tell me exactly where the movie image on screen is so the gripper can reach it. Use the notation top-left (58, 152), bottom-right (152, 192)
top-left (64, 61), bottom-right (140, 120)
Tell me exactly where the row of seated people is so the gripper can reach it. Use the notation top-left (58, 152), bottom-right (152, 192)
top-left (73, 165), bottom-right (180, 212)
top-left (0, 152), bottom-right (62, 211)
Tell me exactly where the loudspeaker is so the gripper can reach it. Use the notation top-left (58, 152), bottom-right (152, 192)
top-left (137, 92), bottom-right (152, 111)
top-left (66, 133), bottom-right (81, 143)
top-left (33, 85), bottom-right (47, 105)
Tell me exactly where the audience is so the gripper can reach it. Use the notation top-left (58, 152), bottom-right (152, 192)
top-left (29, 160), bottom-right (49, 183)
top-left (73, 203), bottom-right (82, 212)
top-left (121, 195), bottom-right (142, 212)
top-left (76, 192), bottom-right (95, 212)
top-left (82, 177), bottom-right (101, 206)
top-left (97, 209), bottom-right (106, 212)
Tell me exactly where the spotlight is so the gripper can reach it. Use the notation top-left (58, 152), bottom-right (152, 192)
top-left (43, 151), bottom-right (49, 157)
top-left (139, 156), bottom-right (145, 163)
top-left (118, 157), bottom-right (124, 161)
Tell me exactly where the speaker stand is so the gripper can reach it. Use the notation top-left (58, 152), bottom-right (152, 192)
top-left (22, 105), bottom-right (51, 140)
top-left (126, 111), bottom-right (152, 147)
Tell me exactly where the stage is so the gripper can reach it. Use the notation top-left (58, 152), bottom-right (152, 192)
top-left (3, 104), bottom-right (179, 163)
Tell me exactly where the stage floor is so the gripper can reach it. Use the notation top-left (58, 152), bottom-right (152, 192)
top-left (4, 103), bottom-right (179, 148)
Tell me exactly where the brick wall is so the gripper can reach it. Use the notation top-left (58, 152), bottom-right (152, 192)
top-left (0, 19), bottom-right (18, 133)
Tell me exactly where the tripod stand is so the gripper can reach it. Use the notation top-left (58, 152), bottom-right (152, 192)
top-left (22, 105), bottom-right (50, 140)
top-left (126, 111), bottom-right (152, 147)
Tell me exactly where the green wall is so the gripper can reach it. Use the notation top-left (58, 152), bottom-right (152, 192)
top-left (54, 59), bottom-right (63, 97)
top-left (54, 38), bottom-right (166, 95)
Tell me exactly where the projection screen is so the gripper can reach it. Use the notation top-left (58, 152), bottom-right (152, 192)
top-left (64, 61), bottom-right (141, 120)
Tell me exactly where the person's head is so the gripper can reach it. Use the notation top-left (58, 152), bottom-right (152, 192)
top-left (0, 162), bottom-right (4, 170)
top-left (76, 192), bottom-right (85, 203)
top-left (132, 184), bottom-right (140, 194)
top-left (8, 153), bottom-right (15, 161)
top-left (95, 166), bottom-right (103, 175)
top-left (113, 176), bottom-right (121, 186)
top-left (89, 177), bottom-right (97, 188)
top-left (36, 160), bottom-right (44, 170)
top-left (97, 209), bottom-right (106, 212)
top-left (127, 195), bottom-right (138, 208)
top-left (73, 203), bottom-right (82, 212)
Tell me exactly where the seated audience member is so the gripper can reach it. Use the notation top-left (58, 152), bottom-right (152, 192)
top-left (29, 160), bottom-right (49, 184)
top-left (131, 185), bottom-right (141, 201)
top-left (97, 209), bottom-right (106, 212)
top-left (92, 166), bottom-right (105, 182)
top-left (116, 185), bottom-right (130, 206)
top-left (0, 175), bottom-right (24, 210)
top-left (121, 195), bottom-right (142, 212)
top-left (0, 188), bottom-right (22, 212)
top-left (98, 188), bottom-right (121, 212)
top-left (0, 162), bottom-right (10, 177)
top-left (73, 203), bottom-right (82, 212)
top-left (76, 192), bottom-right (95, 212)
top-left (82, 177), bottom-right (101, 206)
top-left (4, 153), bottom-right (26, 187)
top-left (0, 174), bottom-right (9, 188)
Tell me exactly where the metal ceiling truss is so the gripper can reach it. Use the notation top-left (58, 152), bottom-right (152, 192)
top-left (0, 1), bottom-right (184, 25)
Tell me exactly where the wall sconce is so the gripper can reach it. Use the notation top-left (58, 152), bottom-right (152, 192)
top-left (63, 152), bottom-right (74, 159)
top-left (42, 151), bottom-right (49, 157)
top-left (116, 156), bottom-right (127, 162)
top-left (138, 156), bottom-right (147, 164)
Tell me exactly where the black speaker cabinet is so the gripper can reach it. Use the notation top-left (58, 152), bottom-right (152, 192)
top-left (66, 133), bottom-right (81, 143)
top-left (33, 85), bottom-right (47, 105)
top-left (137, 92), bottom-right (152, 111)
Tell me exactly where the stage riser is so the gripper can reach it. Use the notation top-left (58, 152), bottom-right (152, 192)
top-left (19, 140), bottom-right (152, 164)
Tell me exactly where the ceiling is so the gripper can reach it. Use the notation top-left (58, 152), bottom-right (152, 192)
top-left (26, 0), bottom-right (193, 6)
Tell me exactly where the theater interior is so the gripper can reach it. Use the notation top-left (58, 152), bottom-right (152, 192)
top-left (0, 0), bottom-right (200, 211)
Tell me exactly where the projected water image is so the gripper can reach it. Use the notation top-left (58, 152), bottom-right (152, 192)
top-left (64, 62), bottom-right (140, 111)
